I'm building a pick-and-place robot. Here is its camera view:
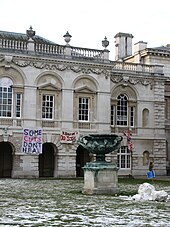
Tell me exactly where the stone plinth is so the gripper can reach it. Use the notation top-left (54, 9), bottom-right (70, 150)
top-left (82, 162), bottom-right (119, 195)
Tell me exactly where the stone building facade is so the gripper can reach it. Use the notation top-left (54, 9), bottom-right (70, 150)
top-left (0, 28), bottom-right (168, 178)
top-left (118, 33), bottom-right (170, 174)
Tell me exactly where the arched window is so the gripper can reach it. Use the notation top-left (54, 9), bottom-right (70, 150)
top-left (111, 90), bottom-right (136, 128)
top-left (0, 77), bottom-right (13, 117)
top-left (117, 94), bottom-right (128, 126)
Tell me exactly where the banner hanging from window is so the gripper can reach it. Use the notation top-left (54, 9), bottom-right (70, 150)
top-left (60, 131), bottom-right (79, 144)
top-left (22, 128), bottom-right (42, 154)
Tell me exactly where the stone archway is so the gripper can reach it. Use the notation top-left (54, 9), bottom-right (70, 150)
top-left (76, 145), bottom-right (91, 177)
top-left (0, 142), bottom-right (13, 178)
top-left (39, 143), bottom-right (55, 177)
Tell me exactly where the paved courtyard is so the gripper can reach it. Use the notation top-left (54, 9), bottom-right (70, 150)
top-left (0, 178), bottom-right (170, 226)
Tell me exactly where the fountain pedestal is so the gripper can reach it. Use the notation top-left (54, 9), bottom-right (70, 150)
top-left (83, 162), bottom-right (119, 195)
top-left (77, 134), bottom-right (122, 195)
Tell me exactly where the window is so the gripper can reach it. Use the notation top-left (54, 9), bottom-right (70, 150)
top-left (117, 146), bottom-right (131, 169)
top-left (111, 94), bottom-right (135, 127)
top-left (42, 95), bottom-right (54, 119)
top-left (16, 93), bottom-right (22, 118)
top-left (111, 105), bottom-right (114, 125)
top-left (79, 97), bottom-right (89, 121)
top-left (117, 94), bottom-right (128, 126)
top-left (130, 106), bottom-right (134, 127)
top-left (0, 78), bottom-right (13, 117)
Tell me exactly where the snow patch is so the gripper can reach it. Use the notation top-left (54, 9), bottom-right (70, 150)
top-left (120, 183), bottom-right (169, 202)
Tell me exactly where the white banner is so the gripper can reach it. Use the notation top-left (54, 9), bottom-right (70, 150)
top-left (22, 128), bottom-right (42, 154)
top-left (60, 131), bottom-right (79, 144)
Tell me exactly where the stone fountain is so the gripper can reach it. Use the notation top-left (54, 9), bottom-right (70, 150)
top-left (77, 134), bottom-right (123, 195)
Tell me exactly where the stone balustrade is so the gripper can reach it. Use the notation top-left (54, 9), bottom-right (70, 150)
top-left (0, 38), bottom-right (27, 51)
top-left (0, 35), bottom-right (106, 61)
top-left (34, 43), bottom-right (65, 55)
top-left (112, 62), bottom-right (163, 74)
top-left (71, 46), bottom-right (104, 60)
top-left (0, 36), bottom-right (164, 74)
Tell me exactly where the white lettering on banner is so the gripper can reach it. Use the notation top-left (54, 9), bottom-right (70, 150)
top-left (22, 128), bottom-right (42, 154)
top-left (60, 131), bottom-right (79, 144)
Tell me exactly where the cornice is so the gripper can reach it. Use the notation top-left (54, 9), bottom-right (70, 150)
top-left (141, 48), bottom-right (170, 58)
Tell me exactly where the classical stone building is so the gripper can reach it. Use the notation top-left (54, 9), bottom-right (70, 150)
top-left (118, 33), bottom-right (170, 174)
top-left (0, 28), bottom-right (168, 178)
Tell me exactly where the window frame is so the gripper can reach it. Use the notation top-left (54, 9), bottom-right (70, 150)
top-left (15, 93), bottom-right (22, 118)
top-left (116, 94), bottom-right (128, 126)
top-left (111, 94), bottom-right (136, 128)
top-left (78, 96), bottom-right (90, 122)
top-left (0, 78), bottom-right (13, 118)
top-left (42, 94), bottom-right (55, 120)
top-left (117, 146), bottom-right (131, 169)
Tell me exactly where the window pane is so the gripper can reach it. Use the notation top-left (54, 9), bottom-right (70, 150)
top-left (117, 146), bottom-right (131, 169)
top-left (130, 106), bottom-right (134, 127)
top-left (16, 93), bottom-right (22, 118)
top-left (116, 94), bottom-right (128, 126)
top-left (121, 155), bottom-right (125, 168)
top-left (79, 97), bottom-right (89, 121)
top-left (42, 95), bottom-right (54, 119)
top-left (0, 78), bottom-right (13, 118)
top-left (111, 105), bottom-right (114, 125)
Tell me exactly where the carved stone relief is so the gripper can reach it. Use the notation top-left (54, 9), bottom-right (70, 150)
top-left (111, 74), bottom-right (153, 89)
top-left (36, 74), bottom-right (62, 89)
top-left (0, 67), bottom-right (24, 85)
top-left (74, 78), bottom-right (97, 92)
top-left (11, 57), bottom-right (111, 76)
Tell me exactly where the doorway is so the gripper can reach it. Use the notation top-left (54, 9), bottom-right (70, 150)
top-left (76, 146), bottom-right (91, 177)
top-left (0, 142), bottom-right (13, 178)
top-left (39, 143), bottom-right (55, 177)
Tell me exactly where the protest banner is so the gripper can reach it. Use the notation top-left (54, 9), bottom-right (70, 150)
top-left (22, 128), bottom-right (42, 154)
top-left (60, 131), bottom-right (79, 144)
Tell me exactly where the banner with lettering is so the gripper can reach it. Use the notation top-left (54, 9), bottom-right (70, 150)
top-left (22, 128), bottom-right (42, 154)
top-left (60, 131), bottom-right (79, 144)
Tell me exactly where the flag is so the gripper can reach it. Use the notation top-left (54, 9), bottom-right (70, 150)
top-left (123, 130), bottom-right (132, 152)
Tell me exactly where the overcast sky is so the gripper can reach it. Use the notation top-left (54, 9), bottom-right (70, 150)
top-left (1, 0), bottom-right (170, 60)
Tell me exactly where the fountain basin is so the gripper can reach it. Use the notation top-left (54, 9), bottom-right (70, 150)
top-left (78, 134), bottom-right (122, 162)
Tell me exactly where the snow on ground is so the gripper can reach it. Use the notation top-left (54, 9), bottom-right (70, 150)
top-left (0, 179), bottom-right (169, 226)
